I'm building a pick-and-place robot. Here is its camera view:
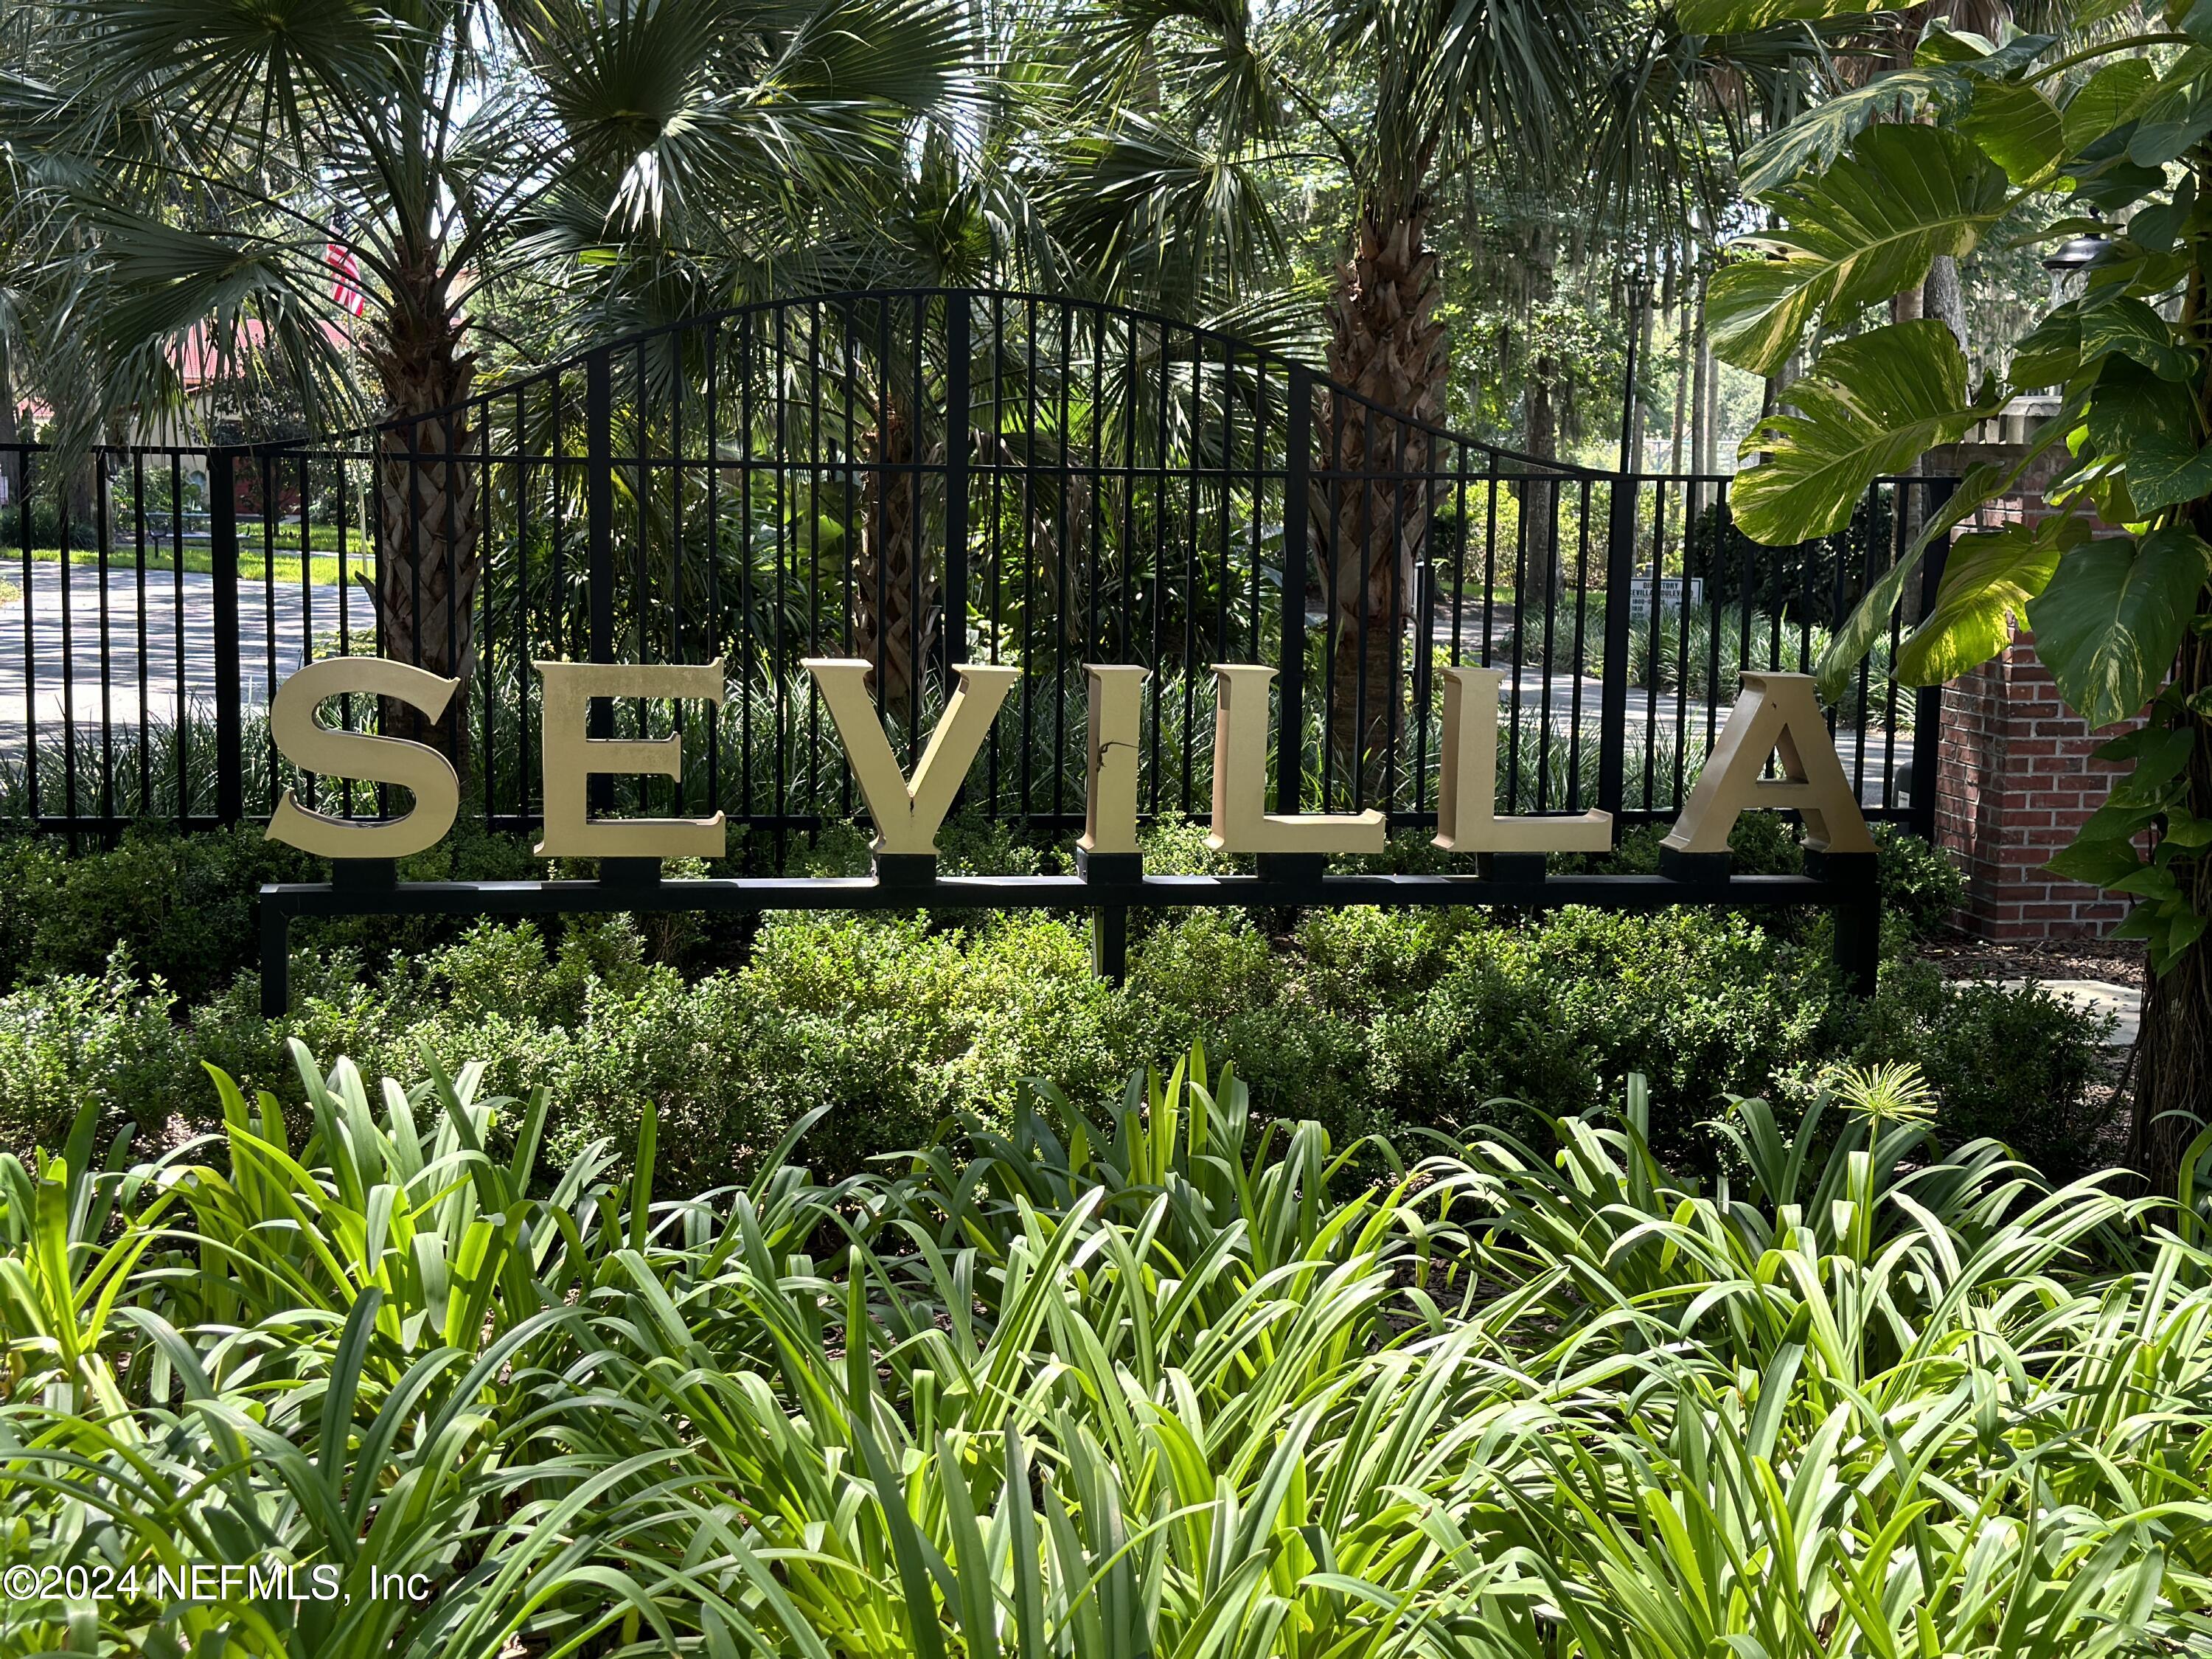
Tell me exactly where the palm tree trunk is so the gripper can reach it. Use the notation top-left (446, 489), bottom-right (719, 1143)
top-left (368, 265), bottom-right (478, 763)
top-left (1520, 226), bottom-right (1566, 612)
top-left (1923, 254), bottom-right (1966, 350)
top-left (1693, 321), bottom-right (1715, 477)
top-left (1318, 200), bottom-right (1446, 802)
top-left (1628, 282), bottom-right (1655, 468)
top-left (852, 399), bottom-right (939, 719)
top-left (2130, 608), bottom-right (2212, 1191)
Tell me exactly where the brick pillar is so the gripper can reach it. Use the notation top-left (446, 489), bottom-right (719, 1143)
top-left (1933, 627), bottom-right (2143, 940)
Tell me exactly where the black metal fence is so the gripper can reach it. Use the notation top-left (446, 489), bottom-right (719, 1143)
top-left (0, 288), bottom-right (1950, 856)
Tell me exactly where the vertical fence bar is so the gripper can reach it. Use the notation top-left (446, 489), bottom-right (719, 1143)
top-left (1277, 363), bottom-right (1311, 813)
top-left (943, 291), bottom-right (970, 678)
top-left (1909, 476), bottom-right (1956, 842)
top-left (96, 457), bottom-right (114, 825)
top-left (1596, 478), bottom-right (1636, 818)
top-left (585, 348), bottom-right (615, 815)
top-left (17, 450), bottom-right (35, 824)
top-left (209, 448), bottom-right (245, 824)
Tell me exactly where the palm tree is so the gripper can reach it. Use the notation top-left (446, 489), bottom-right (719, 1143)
top-left (1058, 0), bottom-right (1764, 796)
top-left (2, 0), bottom-right (967, 759)
top-left (1310, 0), bottom-right (1596, 790)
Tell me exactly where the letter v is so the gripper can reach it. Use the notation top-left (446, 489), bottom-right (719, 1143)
top-left (805, 659), bottom-right (1020, 854)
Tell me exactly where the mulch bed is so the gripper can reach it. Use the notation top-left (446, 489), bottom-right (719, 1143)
top-left (1919, 933), bottom-right (2146, 988)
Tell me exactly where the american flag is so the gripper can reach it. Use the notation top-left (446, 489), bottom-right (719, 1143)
top-left (326, 242), bottom-right (366, 317)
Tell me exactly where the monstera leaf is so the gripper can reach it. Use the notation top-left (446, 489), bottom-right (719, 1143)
top-left (1896, 517), bottom-right (2081, 685)
top-left (2026, 527), bottom-right (2212, 728)
top-left (1707, 125), bottom-right (2009, 377)
top-left (1731, 321), bottom-right (1983, 546)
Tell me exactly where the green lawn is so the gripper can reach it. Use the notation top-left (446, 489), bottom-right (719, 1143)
top-left (10, 540), bottom-right (362, 588)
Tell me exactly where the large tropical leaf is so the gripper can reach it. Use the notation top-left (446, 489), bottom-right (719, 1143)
top-left (1731, 319), bottom-right (1983, 546)
top-left (1895, 516), bottom-right (2080, 686)
top-left (1958, 77), bottom-right (2065, 184)
top-left (1708, 124), bottom-right (2008, 377)
top-left (2076, 353), bottom-right (2211, 515)
top-left (2025, 526), bottom-right (2212, 727)
top-left (2061, 58), bottom-right (2156, 156)
top-left (1735, 69), bottom-right (1969, 196)
top-left (2080, 296), bottom-right (2197, 383)
top-left (1676, 0), bottom-right (1890, 35)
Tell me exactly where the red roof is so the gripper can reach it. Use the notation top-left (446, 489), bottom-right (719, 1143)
top-left (173, 317), bottom-right (355, 390)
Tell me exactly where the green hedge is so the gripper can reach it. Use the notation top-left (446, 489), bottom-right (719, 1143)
top-left (0, 897), bottom-right (2111, 1192)
top-left (0, 811), bottom-right (1966, 1000)
top-left (0, 812), bottom-right (2085, 1191)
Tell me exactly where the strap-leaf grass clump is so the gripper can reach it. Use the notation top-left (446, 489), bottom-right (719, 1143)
top-left (1, 1042), bottom-right (2208, 1652)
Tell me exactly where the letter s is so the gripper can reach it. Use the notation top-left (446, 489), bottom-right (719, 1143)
top-left (266, 658), bottom-right (461, 858)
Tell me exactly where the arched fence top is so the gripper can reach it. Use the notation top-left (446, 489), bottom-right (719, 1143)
top-left (370, 285), bottom-right (1611, 483)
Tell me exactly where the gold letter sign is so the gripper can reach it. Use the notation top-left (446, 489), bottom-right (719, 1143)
top-left (1079, 664), bottom-right (1148, 856)
top-left (267, 658), bottom-right (460, 858)
top-left (1432, 667), bottom-right (1612, 853)
top-left (535, 660), bottom-right (728, 859)
top-left (806, 659), bottom-right (1020, 854)
top-left (1208, 665), bottom-right (1384, 854)
top-left (1665, 671), bottom-right (1874, 857)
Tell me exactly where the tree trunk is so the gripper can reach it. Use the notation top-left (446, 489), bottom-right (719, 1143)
top-left (1669, 299), bottom-right (1691, 477)
top-left (1923, 255), bottom-right (1967, 352)
top-left (852, 399), bottom-right (939, 720)
top-left (1317, 199), bottom-right (1447, 804)
top-left (1696, 325), bottom-right (1717, 476)
top-left (369, 265), bottom-right (478, 764)
top-left (0, 338), bottom-right (17, 501)
top-left (1520, 226), bottom-right (1565, 619)
top-left (2130, 608), bottom-right (2212, 1191)
top-left (1628, 282), bottom-right (1656, 469)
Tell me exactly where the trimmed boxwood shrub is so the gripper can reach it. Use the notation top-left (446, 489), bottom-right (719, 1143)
top-left (0, 818), bottom-right (2074, 1187)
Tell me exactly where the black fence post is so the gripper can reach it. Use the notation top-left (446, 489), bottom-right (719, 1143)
top-left (1596, 477), bottom-right (1638, 819)
top-left (1826, 854), bottom-right (1882, 996)
top-left (943, 291), bottom-right (970, 675)
top-left (1908, 476), bottom-right (1956, 844)
top-left (1091, 904), bottom-right (1127, 983)
top-left (1277, 364), bottom-right (1312, 814)
top-left (209, 446), bottom-right (245, 825)
top-left (585, 349), bottom-right (615, 813)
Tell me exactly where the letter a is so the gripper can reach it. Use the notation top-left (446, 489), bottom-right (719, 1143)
top-left (806, 659), bottom-right (1020, 854)
top-left (1664, 671), bottom-right (1874, 856)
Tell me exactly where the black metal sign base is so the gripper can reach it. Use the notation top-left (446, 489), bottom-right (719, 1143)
top-left (258, 855), bottom-right (1880, 1018)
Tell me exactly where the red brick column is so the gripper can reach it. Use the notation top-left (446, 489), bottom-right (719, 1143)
top-left (1933, 627), bottom-right (2141, 940)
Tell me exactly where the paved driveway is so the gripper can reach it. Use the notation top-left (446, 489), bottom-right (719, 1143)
top-left (0, 563), bottom-right (348, 744)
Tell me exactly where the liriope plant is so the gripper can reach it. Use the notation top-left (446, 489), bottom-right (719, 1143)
top-left (4, 1043), bottom-right (2212, 1655)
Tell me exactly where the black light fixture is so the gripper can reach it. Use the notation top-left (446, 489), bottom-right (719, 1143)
top-left (2042, 213), bottom-right (2109, 274)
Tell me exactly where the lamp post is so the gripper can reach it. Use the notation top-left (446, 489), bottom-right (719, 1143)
top-left (1618, 267), bottom-right (1651, 475)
